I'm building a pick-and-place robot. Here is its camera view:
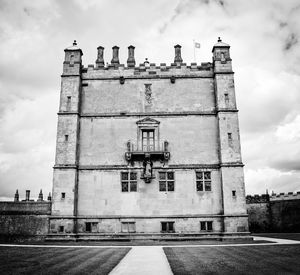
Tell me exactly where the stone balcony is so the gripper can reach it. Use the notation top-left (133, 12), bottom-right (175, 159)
top-left (125, 140), bottom-right (170, 162)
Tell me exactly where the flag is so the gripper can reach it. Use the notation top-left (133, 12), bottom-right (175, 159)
top-left (194, 42), bottom-right (201, 48)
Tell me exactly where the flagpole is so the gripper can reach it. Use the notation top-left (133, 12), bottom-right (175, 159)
top-left (193, 39), bottom-right (196, 62)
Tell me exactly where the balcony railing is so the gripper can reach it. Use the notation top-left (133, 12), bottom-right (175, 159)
top-left (125, 140), bottom-right (170, 162)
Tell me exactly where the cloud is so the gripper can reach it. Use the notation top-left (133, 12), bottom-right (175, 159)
top-left (1, 0), bottom-right (300, 199)
top-left (284, 33), bottom-right (298, 51)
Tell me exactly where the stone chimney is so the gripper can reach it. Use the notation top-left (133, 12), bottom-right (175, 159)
top-left (38, 189), bottom-right (43, 201)
top-left (47, 192), bottom-right (52, 201)
top-left (25, 190), bottom-right (30, 201)
top-left (14, 189), bottom-right (19, 202)
top-left (111, 46), bottom-right (120, 65)
top-left (127, 45), bottom-right (136, 67)
top-left (174, 44), bottom-right (183, 63)
top-left (96, 46), bottom-right (105, 68)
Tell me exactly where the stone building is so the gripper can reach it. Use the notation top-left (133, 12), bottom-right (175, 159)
top-left (49, 38), bottom-right (249, 239)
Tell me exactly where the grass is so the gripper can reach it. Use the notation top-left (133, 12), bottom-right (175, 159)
top-left (164, 245), bottom-right (300, 274)
top-left (0, 247), bottom-right (130, 275)
top-left (253, 232), bottom-right (300, 241)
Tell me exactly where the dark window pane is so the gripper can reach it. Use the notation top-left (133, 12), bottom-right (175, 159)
top-left (200, 222), bottom-right (206, 231)
top-left (130, 181), bottom-right (137, 192)
top-left (207, 221), bottom-right (213, 231)
top-left (122, 182), bottom-right (128, 192)
top-left (197, 181), bottom-right (203, 191)
top-left (168, 181), bottom-right (174, 191)
top-left (159, 172), bottom-right (166, 180)
top-left (121, 172), bottom-right (128, 181)
top-left (159, 181), bottom-right (166, 191)
top-left (168, 222), bottom-right (174, 232)
top-left (204, 172), bottom-right (211, 180)
top-left (205, 181), bottom-right (211, 191)
top-left (161, 222), bottom-right (167, 232)
top-left (196, 172), bottom-right (203, 180)
top-left (130, 172), bottom-right (137, 180)
top-left (86, 222), bottom-right (91, 232)
top-left (167, 172), bottom-right (174, 180)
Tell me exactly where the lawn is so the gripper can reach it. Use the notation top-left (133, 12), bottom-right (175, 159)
top-left (164, 245), bottom-right (300, 274)
top-left (0, 247), bottom-right (130, 275)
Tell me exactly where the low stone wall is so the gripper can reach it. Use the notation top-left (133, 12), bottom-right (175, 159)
top-left (0, 201), bottom-right (51, 241)
top-left (270, 199), bottom-right (300, 232)
top-left (246, 193), bottom-right (300, 233)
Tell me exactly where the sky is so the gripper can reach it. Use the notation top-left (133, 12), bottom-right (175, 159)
top-left (0, 0), bottom-right (300, 201)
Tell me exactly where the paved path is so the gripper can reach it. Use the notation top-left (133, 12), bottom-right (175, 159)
top-left (253, 236), bottom-right (300, 244)
top-left (109, 246), bottom-right (173, 275)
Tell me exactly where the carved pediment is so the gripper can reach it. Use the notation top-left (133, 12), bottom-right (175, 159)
top-left (136, 117), bottom-right (160, 125)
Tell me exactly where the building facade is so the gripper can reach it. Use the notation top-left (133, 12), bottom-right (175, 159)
top-left (49, 39), bottom-right (249, 239)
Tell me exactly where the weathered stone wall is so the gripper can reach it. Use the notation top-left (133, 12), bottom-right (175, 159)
top-left (79, 116), bottom-right (219, 166)
top-left (246, 194), bottom-right (300, 232)
top-left (81, 77), bottom-right (215, 114)
top-left (247, 202), bottom-right (270, 232)
top-left (77, 169), bottom-right (222, 216)
top-left (270, 199), bottom-right (300, 232)
top-left (0, 202), bottom-right (51, 239)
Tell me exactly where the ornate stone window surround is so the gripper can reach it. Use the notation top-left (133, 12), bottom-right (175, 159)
top-left (136, 118), bottom-right (160, 151)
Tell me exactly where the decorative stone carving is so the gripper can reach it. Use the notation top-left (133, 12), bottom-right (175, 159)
top-left (142, 156), bottom-right (153, 183)
top-left (145, 84), bottom-right (152, 104)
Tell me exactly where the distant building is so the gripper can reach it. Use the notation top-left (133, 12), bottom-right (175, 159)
top-left (49, 39), bottom-right (249, 239)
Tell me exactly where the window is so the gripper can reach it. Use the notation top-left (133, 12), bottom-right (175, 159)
top-left (64, 135), bottom-right (69, 142)
top-left (142, 130), bottom-right (155, 151)
top-left (121, 222), bottom-right (136, 233)
top-left (228, 133), bottom-right (232, 140)
top-left (86, 222), bottom-right (91, 232)
top-left (136, 117), bottom-right (160, 152)
top-left (85, 222), bottom-right (98, 233)
top-left (59, 226), bottom-right (64, 233)
top-left (232, 190), bottom-right (236, 197)
top-left (61, 192), bottom-right (66, 199)
top-left (161, 222), bottom-right (175, 233)
top-left (159, 172), bottom-right (175, 192)
top-left (224, 93), bottom-right (229, 104)
top-left (196, 171), bottom-right (211, 191)
top-left (221, 52), bottom-right (225, 62)
top-left (121, 172), bottom-right (137, 192)
top-left (200, 221), bottom-right (213, 231)
top-left (66, 96), bottom-right (71, 111)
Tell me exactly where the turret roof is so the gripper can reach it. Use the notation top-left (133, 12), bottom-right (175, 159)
top-left (65, 40), bottom-right (82, 51)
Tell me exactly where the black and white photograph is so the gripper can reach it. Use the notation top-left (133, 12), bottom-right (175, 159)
top-left (0, 0), bottom-right (300, 274)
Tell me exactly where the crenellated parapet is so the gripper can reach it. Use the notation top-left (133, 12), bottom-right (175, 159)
top-left (246, 192), bottom-right (300, 203)
top-left (246, 194), bottom-right (270, 204)
top-left (270, 191), bottom-right (300, 201)
top-left (68, 43), bottom-right (213, 79)
top-left (82, 62), bottom-right (213, 80)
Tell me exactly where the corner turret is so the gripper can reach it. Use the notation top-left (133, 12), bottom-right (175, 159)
top-left (63, 40), bottom-right (83, 75)
top-left (212, 37), bottom-right (232, 73)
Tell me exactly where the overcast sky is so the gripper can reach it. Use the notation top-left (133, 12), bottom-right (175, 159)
top-left (0, 0), bottom-right (300, 201)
